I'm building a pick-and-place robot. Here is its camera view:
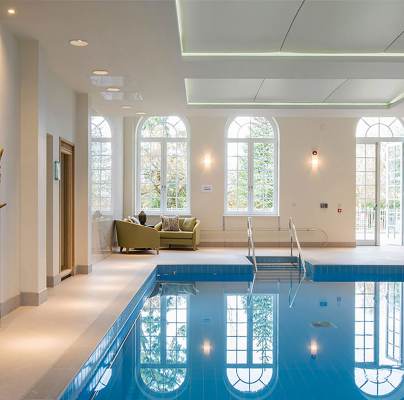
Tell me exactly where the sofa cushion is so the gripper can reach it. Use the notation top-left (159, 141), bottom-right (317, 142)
top-left (161, 216), bottom-right (180, 231)
top-left (180, 217), bottom-right (197, 232)
top-left (160, 231), bottom-right (193, 239)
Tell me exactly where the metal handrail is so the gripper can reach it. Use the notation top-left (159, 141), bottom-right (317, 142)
top-left (288, 217), bottom-right (307, 308)
top-left (247, 217), bottom-right (257, 298)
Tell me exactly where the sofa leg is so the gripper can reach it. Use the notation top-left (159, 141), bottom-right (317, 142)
top-left (156, 248), bottom-right (160, 255)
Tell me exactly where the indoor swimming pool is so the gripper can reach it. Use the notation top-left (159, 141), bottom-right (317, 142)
top-left (60, 266), bottom-right (404, 400)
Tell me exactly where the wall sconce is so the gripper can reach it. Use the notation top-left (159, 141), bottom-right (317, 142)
top-left (311, 150), bottom-right (319, 170)
top-left (309, 339), bottom-right (318, 359)
top-left (54, 161), bottom-right (61, 181)
top-left (202, 154), bottom-right (213, 169)
top-left (202, 339), bottom-right (213, 356)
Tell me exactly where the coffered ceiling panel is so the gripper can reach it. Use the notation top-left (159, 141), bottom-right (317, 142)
top-left (283, 0), bottom-right (404, 53)
top-left (178, 0), bottom-right (302, 53)
top-left (327, 79), bottom-right (404, 103)
top-left (256, 79), bottom-right (345, 102)
top-left (186, 79), bottom-right (262, 103)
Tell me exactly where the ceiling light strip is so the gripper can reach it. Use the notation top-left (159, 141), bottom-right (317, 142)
top-left (182, 51), bottom-right (404, 58)
top-left (187, 101), bottom-right (388, 108)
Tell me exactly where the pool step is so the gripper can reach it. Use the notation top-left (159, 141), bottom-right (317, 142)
top-left (256, 264), bottom-right (302, 281)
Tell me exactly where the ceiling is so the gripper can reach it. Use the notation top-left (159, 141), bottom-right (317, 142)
top-left (1, 0), bottom-right (404, 116)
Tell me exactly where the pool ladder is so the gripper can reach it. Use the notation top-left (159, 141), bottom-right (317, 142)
top-left (247, 217), bottom-right (307, 308)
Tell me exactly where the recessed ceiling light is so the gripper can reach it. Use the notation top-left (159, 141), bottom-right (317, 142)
top-left (92, 69), bottom-right (109, 76)
top-left (106, 87), bottom-right (121, 92)
top-left (136, 112), bottom-right (146, 115)
top-left (7, 8), bottom-right (16, 15)
top-left (122, 105), bottom-right (132, 109)
top-left (69, 39), bottom-right (88, 47)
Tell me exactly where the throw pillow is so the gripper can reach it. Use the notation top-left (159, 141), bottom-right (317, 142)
top-left (181, 217), bottom-right (196, 232)
top-left (128, 216), bottom-right (140, 225)
top-left (162, 216), bottom-right (180, 231)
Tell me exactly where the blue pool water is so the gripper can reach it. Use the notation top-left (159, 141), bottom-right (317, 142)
top-left (62, 269), bottom-right (404, 400)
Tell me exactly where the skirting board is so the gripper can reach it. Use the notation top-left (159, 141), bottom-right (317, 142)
top-left (47, 274), bottom-right (62, 288)
top-left (0, 294), bottom-right (20, 318)
top-left (21, 289), bottom-right (48, 306)
top-left (76, 264), bottom-right (92, 274)
top-left (200, 241), bottom-right (356, 248)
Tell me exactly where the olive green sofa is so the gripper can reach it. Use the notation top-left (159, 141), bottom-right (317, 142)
top-left (155, 218), bottom-right (200, 250)
top-left (115, 220), bottom-right (160, 254)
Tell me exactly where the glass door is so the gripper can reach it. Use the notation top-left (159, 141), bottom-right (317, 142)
top-left (356, 142), bottom-right (403, 245)
top-left (356, 143), bottom-right (377, 245)
top-left (380, 142), bottom-right (402, 245)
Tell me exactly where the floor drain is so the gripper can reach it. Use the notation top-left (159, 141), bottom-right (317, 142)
top-left (311, 321), bottom-right (336, 328)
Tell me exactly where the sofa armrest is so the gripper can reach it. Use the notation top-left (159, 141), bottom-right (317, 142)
top-left (115, 220), bottom-right (159, 249)
top-left (154, 222), bottom-right (162, 231)
top-left (193, 220), bottom-right (201, 246)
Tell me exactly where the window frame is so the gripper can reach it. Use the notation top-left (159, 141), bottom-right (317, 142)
top-left (136, 116), bottom-right (191, 215)
top-left (224, 116), bottom-right (279, 216)
top-left (90, 115), bottom-right (113, 216)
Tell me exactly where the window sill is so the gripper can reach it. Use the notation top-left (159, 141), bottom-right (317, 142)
top-left (223, 213), bottom-right (279, 217)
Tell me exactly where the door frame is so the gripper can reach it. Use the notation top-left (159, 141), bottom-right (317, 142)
top-left (59, 139), bottom-right (75, 275)
top-left (356, 137), bottom-right (404, 246)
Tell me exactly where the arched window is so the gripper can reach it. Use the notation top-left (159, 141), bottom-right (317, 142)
top-left (225, 117), bottom-right (278, 215)
top-left (225, 294), bottom-right (277, 395)
top-left (356, 117), bottom-right (404, 138)
top-left (354, 282), bottom-right (404, 397)
top-left (90, 116), bottom-right (112, 215)
top-left (137, 295), bottom-right (188, 395)
top-left (137, 116), bottom-right (190, 214)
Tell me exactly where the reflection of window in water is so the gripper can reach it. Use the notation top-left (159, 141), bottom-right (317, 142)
top-left (138, 295), bottom-right (187, 394)
top-left (225, 294), bottom-right (277, 394)
top-left (355, 282), bottom-right (404, 397)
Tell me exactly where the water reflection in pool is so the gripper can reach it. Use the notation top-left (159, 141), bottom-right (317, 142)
top-left (94, 281), bottom-right (404, 399)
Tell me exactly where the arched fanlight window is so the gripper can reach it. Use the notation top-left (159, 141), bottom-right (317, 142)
top-left (90, 116), bottom-right (112, 215)
top-left (137, 295), bottom-right (188, 395)
top-left (136, 116), bottom-right (190, 214)
top-left (225, 294), bottom-right (277, 395)
top-left (354, 282), bottom-right (404, 397)
top-left (356, 117), bottom-right (404, 138)
top-left (225, 117), bottom-right (278, 215)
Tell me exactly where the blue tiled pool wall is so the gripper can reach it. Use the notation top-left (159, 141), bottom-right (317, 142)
top-left (308, 262), bottom-right (404, 281)
top-left (156, 263), bottom-right (254, 282)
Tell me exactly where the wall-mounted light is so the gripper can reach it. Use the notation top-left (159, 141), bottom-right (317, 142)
top-left (202, 339), bottom-right (212, 356)
top-left (54, 161), bottom-right (61, 181)
top-left (202, 153), bottom-right (213, 169)
top-left (311, 150), bottom-right (319, 171)
top-left (309, 339), bottom-right (318, 359)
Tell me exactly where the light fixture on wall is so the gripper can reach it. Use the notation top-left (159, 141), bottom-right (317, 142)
top-left (7, 8), bottom-right (16, 15)
top-left (311, 150), bottom-right (319, 171)
top-left (309, 339), bottom-right (318, 359)
top-left (106, 87), bottom-right (121, 92)
top-left (202, 339), bottom-right (212, 356)
top-left (202, 153), bottom-right (213, 169)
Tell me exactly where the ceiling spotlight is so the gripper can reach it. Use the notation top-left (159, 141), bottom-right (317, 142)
top-left (136, 112), bottom-right (146, 115)
top-left (106, 87), bottom-right (121, 92)
top-left (92, 70), bottom-right (109, 76)
top-left (69, 39), bottom-right (88, 47)
top-left (7, 8), bottom-right (16, 15)
top-left (122, 105), bottom-right (132, 110)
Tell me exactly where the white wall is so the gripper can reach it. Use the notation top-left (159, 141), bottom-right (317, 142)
top-left (125, 115), bottom-right (356, 246)
top-left (0, 25), bottom-right (21, 312)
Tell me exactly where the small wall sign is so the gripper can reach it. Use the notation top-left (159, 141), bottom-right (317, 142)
top-left (201, 184), bottom-right (213, 193)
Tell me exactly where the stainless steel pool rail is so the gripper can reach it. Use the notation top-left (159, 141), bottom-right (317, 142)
top-left (288, 217), bottom-right (307, 308)
top-left (247, 216), bottom-right (307, 308)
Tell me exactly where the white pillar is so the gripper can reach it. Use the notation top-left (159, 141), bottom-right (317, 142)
top-left (75, 93), bottom-right (91, 273)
